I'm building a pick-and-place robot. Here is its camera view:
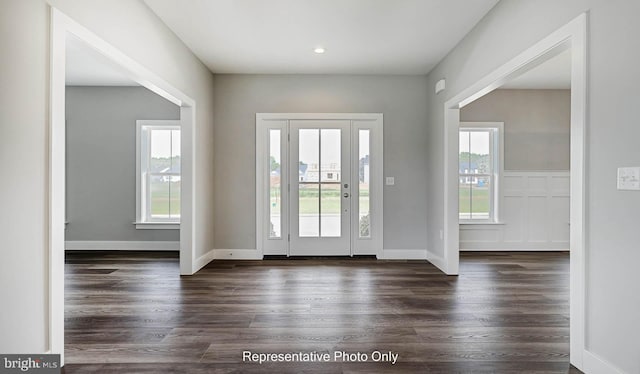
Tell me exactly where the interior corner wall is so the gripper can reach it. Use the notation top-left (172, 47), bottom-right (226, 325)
top-left (65, 86), bottom-right (179, 242)
top-left (425, 1), bottom-right (640, 372)
top-left (0, 0), bottom-right (215, 354)
top-left (212, 74), bottom-right (429, 252)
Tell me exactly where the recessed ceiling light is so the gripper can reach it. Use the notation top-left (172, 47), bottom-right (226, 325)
top-left (314, 47), bottom-right (325, 54)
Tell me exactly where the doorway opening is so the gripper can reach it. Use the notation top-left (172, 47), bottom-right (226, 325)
top-left (64, 35), bottom-right (182, 249)
top-left (440, 14), bottom-right (587, 370)
top-left (256, 113), bottom-right (383, 258)
top-left (50, 8), bottom-right (198, 363)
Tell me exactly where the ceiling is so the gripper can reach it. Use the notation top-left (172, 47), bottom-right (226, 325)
top-left (66, 34), bottom-right (138, 86)
top-left (501, 49), bottom-right (571, 89)
top-left (66, 1), bottom-right (569, 87)
top-left (144, 0), bottom-right (499, 74)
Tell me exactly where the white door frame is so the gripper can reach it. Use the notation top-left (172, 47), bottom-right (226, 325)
top-left (50, 8), bottom-right (199, 362)
top-left (440, 14), bottom-right (587, 370)
top-left (256, 113), bottom-right (383, 258)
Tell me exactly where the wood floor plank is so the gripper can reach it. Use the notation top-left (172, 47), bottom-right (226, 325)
top-left (63, 251), bottom-right (581, 373)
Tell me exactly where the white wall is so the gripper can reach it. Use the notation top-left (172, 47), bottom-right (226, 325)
top-left (425, 1), bottom-right (640, 372)
top-left (0, 0), bottom-right (215, 354)
top-left (0, 0), bottom-right (49, 354)
top-left (213, 74), bottom-right (429, 253)
top-left (460, 172), bottom-right (570, 250)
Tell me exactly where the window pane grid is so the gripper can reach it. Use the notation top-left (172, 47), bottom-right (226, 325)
top-left (145, 174), bottom-right (180, 221)
top-left (141, 124), bottom-right (181, 223)
top-left (459, 127), bottom-right (496, 221)
top-left (298, 128), bottom-right (341, 238)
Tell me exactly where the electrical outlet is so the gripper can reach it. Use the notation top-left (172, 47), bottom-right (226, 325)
top-left (385, 177), bottom-right (395, 186)
top-left (617, 167), bottom-right (640, 190)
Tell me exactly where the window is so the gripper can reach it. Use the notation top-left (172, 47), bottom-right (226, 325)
top-left (459, 122), bottom-right (502, 222)
top-left (269, 129), bottom-right (282, 238)
top-left (358, 129), bottom-right (371, 238)
top-left (136, 120), bottom-right (180, 229)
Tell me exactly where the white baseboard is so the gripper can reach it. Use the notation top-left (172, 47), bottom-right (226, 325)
top-left (65, 240), bottom-right (179, 251)
top-left (461, 248), bottom-right (570, 251)
top-left (212, 249), bottom-right (264, 260)
top-left (213, 249), bottom-right (430, 261)
top-left (584, 350), bottom-right (625, 374)
top-left (426, 251), bottom-right (448, 273)
top-left (378, 249), bottom-right (427, 260)
top-left (193, 248), bottom-right (216, 272)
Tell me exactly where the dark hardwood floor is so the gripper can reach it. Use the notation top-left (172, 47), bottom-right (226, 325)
top-left (63, 251), bottom-right (581, 373)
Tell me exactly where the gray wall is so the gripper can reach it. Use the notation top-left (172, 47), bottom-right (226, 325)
top-left (65, 86), bottom-right (179, 241)
top-left (213, 74), bottom-right (429, 250)
top-left (461, 89), bottom-right (570, 171)
top-left (425, 1), bottom-right (640, 372)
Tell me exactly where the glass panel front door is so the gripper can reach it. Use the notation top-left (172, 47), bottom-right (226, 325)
top-left (290, 120), bottom-right (351, 255)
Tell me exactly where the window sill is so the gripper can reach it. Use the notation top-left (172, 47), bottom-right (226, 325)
top-left (134, 222), bottom-right (180, 230)
top-left (460, 221), bottom-right (505, 225)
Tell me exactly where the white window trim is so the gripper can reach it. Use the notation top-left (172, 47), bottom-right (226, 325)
top-left (135, 119), bottom-right (180, 230)
top-left (459, 121), bottom-right (504, 224)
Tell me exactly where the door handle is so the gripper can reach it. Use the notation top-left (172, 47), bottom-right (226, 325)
top-left (343, 193), bottom-right (350, 198)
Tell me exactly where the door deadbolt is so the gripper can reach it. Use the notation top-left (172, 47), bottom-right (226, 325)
top-left (343, 193), bottom-right (350, 198)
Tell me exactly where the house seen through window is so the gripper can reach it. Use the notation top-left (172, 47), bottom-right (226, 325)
top-left (137, 120), bottom-right (181, 225)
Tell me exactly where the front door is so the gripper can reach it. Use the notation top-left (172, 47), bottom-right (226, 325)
top-left (257, 113), bottom-right (383, 257)
top-left (289, 120), bottom-right (351, 255)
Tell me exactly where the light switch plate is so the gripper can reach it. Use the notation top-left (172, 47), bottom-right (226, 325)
top-left (617, 167), bottom-right (640, 190)
top-left (385, 177), bottom-right (395, 186)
